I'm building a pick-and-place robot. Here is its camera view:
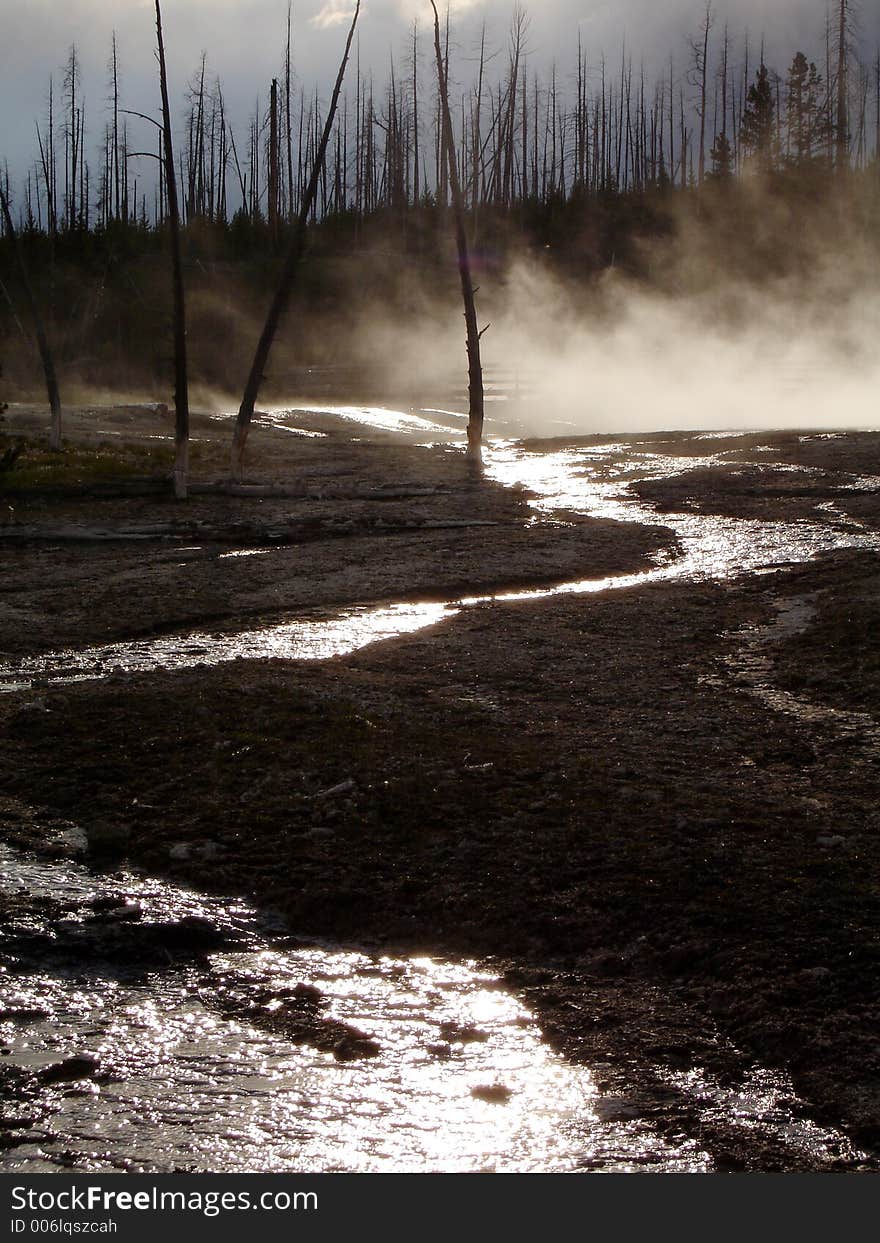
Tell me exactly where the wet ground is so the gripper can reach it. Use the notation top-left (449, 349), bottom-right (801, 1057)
top-left (2, 403), bottom-right (880, 1171)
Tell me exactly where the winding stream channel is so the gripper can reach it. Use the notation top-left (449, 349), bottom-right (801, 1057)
top-left (2, 416), bottom-right (879, 1172)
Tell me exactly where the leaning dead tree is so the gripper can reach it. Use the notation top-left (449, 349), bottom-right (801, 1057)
top-left (230, 1), bottom-right (361, 482)
top-left (0, 179), bottom-right (63, 450)
top-left (155, 0), bottom-right (189, 499)
top-left (430, 1), bottom-right (485, 466)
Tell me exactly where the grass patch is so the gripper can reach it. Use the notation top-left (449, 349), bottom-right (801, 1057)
top-left (0, 437), bottom-right (173, 493)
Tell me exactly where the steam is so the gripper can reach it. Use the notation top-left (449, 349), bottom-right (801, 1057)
top-left (477, 261), bottom-right (880, 434)
top-left (341, 199), bottom-right (880, 437)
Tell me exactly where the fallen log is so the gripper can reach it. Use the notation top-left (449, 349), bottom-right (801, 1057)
top-left (188, 482), bottom-right (451, 500)
top-left (0, 518), bottom-right (501, 544)
top-left (2, 477), bottom-right (173, 500)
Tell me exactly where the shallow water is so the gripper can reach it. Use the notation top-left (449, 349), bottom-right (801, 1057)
top-left (0, 844), bottom-right (861, 1173)
top-left (718, 593), bottom-right (880, 751)
top-left (1, 432), bottom-right (877, 691)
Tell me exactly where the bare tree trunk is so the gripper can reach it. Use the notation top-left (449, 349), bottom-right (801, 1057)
top-left (694, 4), bottom-right (712, 185)
top-left (155, 0), bottom-right (189, 500)
top-left (430, 0), bottom-right (485, 466)
top-left (111, 33), bottom-right (120, 221)
top-left (285, 1), bottom-right (294, 220)
top-left (268, 78), bottom-right (280, 241)
top-left (0, 181), bottom-right (63, 450)
top-left (836, 0), bottom-right (850, 171)
top-left (412, 20), bottom-right (420, 207)
top-left (230, 1), bottom-right (360, 482)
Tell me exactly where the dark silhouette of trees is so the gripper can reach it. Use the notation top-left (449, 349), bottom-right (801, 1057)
top-left (740, 62), bottom-right (778, 173)
top-left (3, 4), bottom-right (879, 248)
top-left (230, 1), bottom-right (360, 482)
top-left (0, 180), bottom-right (62, 450)
top-left (786, 52), bottom-right (829, 166)
top-left (2, 0), bottom-right (880, 444)
top-left (688, 4), bottom-right (714, 186)
top-left (835, 0), bottom-right (856, 170)
top-left (708, 132), bottom-right (734, 180)
top-left (430, 0), bottom-right (485, 467)
top-left (155, 0), bottom-right (189, 500)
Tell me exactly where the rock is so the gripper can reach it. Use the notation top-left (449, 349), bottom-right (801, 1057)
top-left (332, 1034), bottom-right (380, 1061)
top-left (799, 966), bottom-right (832, 983)
top-left (439, 1022), bottom-right (490, 1044)
top-left (816, 834), bottom-right (846, 848)
top-left (39, 1054), bottom-right (99, 1084)
top-left (313, 779), bottom-right (356, 801)
top-left (15, 700), bottom-right (49, 717)
top-left (169, 840), bottom-right (221, 860)
top-left (593, 1096), bottom-right (641, 1122)
top-left (425, 1042), bottom-right (453, 1059)
top-left (90, 902), bottom-right (142, 923)
top-left (86, 823), bottom-right (131, 853)
top-left (470, 1083), bottom-right (512, 1104)
top-left (290, 983), bottom-right (324, 1006)
top-left (152, 916), bottom-right (227, 951)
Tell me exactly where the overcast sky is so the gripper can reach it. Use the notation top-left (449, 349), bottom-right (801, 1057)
top-left (2, 1), bottom-right (878, 196)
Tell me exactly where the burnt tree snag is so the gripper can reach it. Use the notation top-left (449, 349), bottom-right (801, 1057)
top-left (231, 2), bottom-right (360, 483)
top-left (0, 181), bottom-right (63, 451)
top-left (155, 0), bottom-right (189, 500)
top-left (430, 1), bottom-right (485, 466)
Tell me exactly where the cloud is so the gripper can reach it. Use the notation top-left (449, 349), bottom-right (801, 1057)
top-left (311, 1), bottom-right (359, 30)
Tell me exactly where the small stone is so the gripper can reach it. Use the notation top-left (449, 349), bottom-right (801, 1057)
top-left (16, 700), bottom-right (49, 716)
top-left (470, 1083), bottom-right (512, 1104)
top-left (86, 823), bottom-right (131, 853)
top-left (425, 1042), bottom-right (453, 1059)
top-left (593, 1097), bottom-right (642, 1122)
top-left (104, 903), bottom-right (142, 923)
top-left (313, 779), bottom-right (356, 801)
top-left (439, 1022), bottom-right (489, 1044)
top-left (799, 966), bottom-right (832, 983)
top-left (39, 1054), bottom-right (100, 1084)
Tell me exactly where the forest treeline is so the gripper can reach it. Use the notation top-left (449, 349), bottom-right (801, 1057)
top-left (2, 0), bottom-right (879, 399)
top-left (2, 2), bottom-right (876, 233)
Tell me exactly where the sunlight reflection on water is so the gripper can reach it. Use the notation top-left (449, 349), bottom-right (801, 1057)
top-left (0, 845), bottom-right (708, 1174)
top-left (3, 422), bottom-right (876, 1171)
top-left (2, 435), bottom-right (878, 692)
top-left (2, 841), bottom-right (862, 1172)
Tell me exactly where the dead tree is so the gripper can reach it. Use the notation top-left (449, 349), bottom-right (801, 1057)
top-left (155, 0), bottom-right (189, 499)
top-left (230, 1), bottom-right (360, 482)
top-left (688, 4), bottom-right (714, 185)
top-left (0, 180), bottom-right (63, 450)
top-left (835, 0), bottom-right (855, 171)
top-left (430, 1), bottom-right (485, 466)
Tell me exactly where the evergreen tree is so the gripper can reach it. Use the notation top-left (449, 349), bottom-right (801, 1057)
top-left (740, 63), bottom-right (778, 172)
top-left (786, 51), bottom-right (829, 166)
top-left (708, 132), bottom-right (733, 179)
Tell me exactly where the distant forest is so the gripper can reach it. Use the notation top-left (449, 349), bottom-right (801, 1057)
top-left (2, 0), bottom-right (879, 397)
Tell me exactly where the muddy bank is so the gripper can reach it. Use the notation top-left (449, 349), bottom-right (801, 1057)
top-left (2, 410), bottom-right (880, 1168)
top-left (0, 403), bottom-right (673, 656)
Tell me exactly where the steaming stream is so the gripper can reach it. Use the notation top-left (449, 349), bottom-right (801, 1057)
top-left (2, 418), bottom-right (877, 1171)
top-left (2, 433), bottom-right (878, 689)
top-left (0, 843), bottom-right (863, 1173)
